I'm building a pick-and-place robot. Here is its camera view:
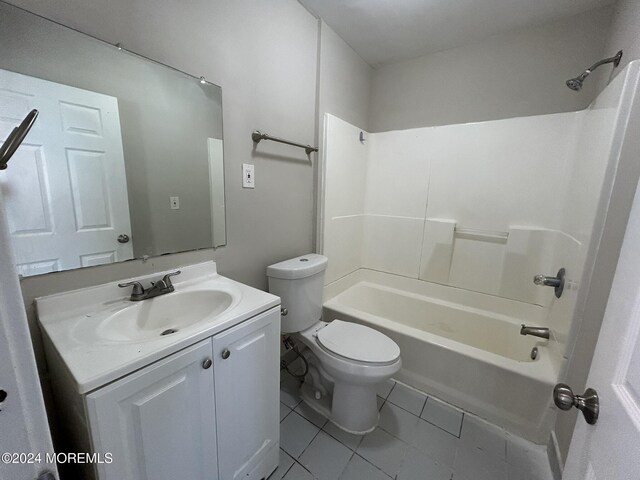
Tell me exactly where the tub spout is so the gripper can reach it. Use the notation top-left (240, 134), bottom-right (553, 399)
top-left (520, 325), bottom-right (550, 339)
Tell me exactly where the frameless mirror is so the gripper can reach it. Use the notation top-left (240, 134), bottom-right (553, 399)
top-left (0, 1), bottom-right (226, 277)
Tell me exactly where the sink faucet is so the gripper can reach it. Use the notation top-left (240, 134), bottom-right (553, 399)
top-left (118, 271), bottom-right (181, 301)
top-left (520, 324), bottom-right (550, 339)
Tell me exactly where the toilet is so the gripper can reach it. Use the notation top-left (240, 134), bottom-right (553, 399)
top-left (268, 254), bottom-right (401, 434)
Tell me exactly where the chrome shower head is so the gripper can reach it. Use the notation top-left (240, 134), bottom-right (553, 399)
top-left (566, 77), bottom-right (584, 91)
top-left (566, 50), bottom-right (623, 92)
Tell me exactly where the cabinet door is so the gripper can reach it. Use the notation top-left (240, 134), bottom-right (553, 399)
top-left (86, 339), bottom-right (217, 480)
top-left (213, 308), bottom-right (280, 480)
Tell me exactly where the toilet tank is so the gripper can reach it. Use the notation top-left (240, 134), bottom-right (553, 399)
top-left (267, 254), bottom-right (328, 333)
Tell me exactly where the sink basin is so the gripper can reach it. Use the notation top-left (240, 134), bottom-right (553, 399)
top-left (95, 290), bottom-right (234, 342)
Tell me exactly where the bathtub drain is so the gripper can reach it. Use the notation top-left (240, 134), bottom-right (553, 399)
top-left (530, 347), bottom-right (538, 360)
top-left (161, 328), bottom-right (178, 336)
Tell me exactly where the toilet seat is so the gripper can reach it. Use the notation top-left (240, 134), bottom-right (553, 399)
top-left (316, 320), bottom-right (400, 365)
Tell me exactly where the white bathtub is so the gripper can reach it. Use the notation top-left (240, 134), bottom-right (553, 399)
top-left (323, 269), bottom-right (559, 443)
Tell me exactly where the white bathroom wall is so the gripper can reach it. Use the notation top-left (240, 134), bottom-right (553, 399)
top-left (603, 0), bottom-right (640, 80)
top-left (322, 115), bottom-right (368, 283)
top-left (322, 103), bottom-right (618, 371)
top-left (369, 7), bottom-right (612, 132)
top-left (342, 112), bottom-right (583, 306)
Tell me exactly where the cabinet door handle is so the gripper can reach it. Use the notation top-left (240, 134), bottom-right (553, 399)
top-left (221, 349), bottom-right (230, 360)
top-left (202, 358), bottom-right (213, 369)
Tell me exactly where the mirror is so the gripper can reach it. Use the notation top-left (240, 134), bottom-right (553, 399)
top-left (0, 1), bottom-right (226, 277)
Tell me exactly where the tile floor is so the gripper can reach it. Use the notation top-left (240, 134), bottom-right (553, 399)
top-left (272, 372), bottom-right (555, 480)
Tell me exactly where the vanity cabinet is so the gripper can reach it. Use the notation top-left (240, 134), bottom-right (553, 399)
top-left (212, 309), bottom-right (280, 480)
top-left (86, 339), bottom-right (218, 480)
top-left (63, 307), bottom-right (280, 480)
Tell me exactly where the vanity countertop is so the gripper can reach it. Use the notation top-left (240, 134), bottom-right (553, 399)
top-left (36, 261), bottom-right (280, 394)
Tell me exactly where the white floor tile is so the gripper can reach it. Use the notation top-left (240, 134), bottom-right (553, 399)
top-left (421, 397), bottom-right (464, 437)
top-left (376, 379), bottom-right (396, 399)
top-left (356, 427), bottom-right (408, 477)
top-left (387, 382), bottom-right (427, 416)
top-left (378, 401), bottom-right (420, 444)
top-left (454, 443), bottom-right (508, 480)
top-left (283, 462), bottom-right (315, 480)
top-left (323, 421), bottom-right (364, 451)
top-left (280, 411), bottom-right (320, 459)
top-left (281, 403), bottom-right (292, 422)
top-left (339, 454), bottom-right (391, 480)
top-left (459, 415), bottom-right (506, 460)
top-left (269, 449), bottom-right (296, 480)
top-left (299, 431), bottom-right (353, 480)
top-left (398, 447), bottom-right (453, 480)
top-left (409, 418), bottom-right (459, 467)
top-left (295, 401), bottom-right (329, 428)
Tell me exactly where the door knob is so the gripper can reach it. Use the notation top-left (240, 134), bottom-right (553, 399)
top-left (202, 358), bottom-right (212, 369)
top-left (221, 349), bottom-right (230, 360)
top-left (553, 383), bottom-right (599, 425)
top-left (117, 234), bottom-right (130, 244)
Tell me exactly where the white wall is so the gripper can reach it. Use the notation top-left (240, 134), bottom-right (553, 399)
top-left (316, 21), bottom-right (372, 254)
top-left (604, 0), bottom-right (640, 75)
top-left (369, 7), bottom-right (612, 132)
top-left (323, 112), bottom-right (583, 306)
top-left (318, 21), bottom-right (372, 132)
top-left (321, 115), bottom-right (368, 283)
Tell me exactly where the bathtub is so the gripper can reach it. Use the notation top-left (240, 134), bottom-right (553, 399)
top-left (323, 269), bottom-right (559, 443)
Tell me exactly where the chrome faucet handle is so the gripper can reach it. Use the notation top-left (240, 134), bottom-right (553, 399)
top-left (161, 270), bottom-right (181, 289)
top-left (532, 268), bottom-right (566, 298)
top-left (118, 281), bottom-right (145, 297)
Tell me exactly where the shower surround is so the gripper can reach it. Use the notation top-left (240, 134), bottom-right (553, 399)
top-left (319, 62), bottom-right (640, 443)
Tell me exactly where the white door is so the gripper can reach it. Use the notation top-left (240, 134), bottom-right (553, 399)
top-left (563, 179), bottom-right (640, 479)
top-left (212, 308), bottom-right (280, 480)
top-left (0, 197), bottom-right (58, 479)
top-left (0, 68), bottom-right (133, 276)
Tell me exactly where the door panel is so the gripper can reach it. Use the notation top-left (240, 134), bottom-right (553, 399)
top-left (86, 340), bottom-right (217, 480)
top-left (213, 308), bottom-right (280, 480)
top-left (0, 68), bottom-right (133, 275)
top-left (564, 175), bottom-right (640, 479)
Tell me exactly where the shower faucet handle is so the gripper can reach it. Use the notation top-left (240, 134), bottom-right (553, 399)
top-left (533, 274), bottom-right (560, 287)
top-left (533, 268), bottom-right (566, 298)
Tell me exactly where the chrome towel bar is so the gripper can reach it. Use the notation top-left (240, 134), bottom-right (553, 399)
top-left (251, 130), bottom-right (318, 155)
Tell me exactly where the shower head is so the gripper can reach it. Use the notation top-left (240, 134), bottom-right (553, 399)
top-left (566, 50), bottom-right (623, 92)
top-left (566, 76), bottom-right (585, 92)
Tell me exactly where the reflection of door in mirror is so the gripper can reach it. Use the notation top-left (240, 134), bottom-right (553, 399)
top-left (0, 69), bottom-right (133, 276)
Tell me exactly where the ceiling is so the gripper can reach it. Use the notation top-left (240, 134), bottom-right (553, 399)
top-left (299, 0), bottom-right (614, 66)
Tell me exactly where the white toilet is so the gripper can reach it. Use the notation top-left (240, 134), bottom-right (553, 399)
top-left (268, 254), bottom-right (401, 434)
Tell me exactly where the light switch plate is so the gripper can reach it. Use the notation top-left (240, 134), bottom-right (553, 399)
top-left (242, 163), bottom-right (255, 188)
top-left (170, 196), bottom-right (180, 209)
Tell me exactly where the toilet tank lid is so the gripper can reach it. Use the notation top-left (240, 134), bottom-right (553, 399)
top-left (267, 254), bottom-right (328, 279)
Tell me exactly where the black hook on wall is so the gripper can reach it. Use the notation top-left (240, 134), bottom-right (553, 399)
top-left (0, 109), bottom-right (39, 170)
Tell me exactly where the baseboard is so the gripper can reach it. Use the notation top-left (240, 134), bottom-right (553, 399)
top-left (548, 430), bottom-right (563, 480)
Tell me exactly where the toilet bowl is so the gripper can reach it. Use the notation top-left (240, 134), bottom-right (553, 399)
top-left (267, 254), bottom-right (401, 434)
